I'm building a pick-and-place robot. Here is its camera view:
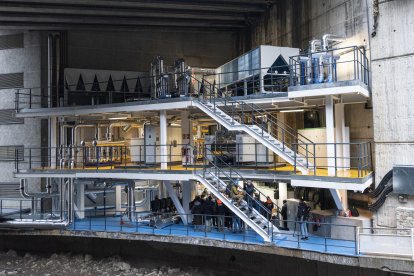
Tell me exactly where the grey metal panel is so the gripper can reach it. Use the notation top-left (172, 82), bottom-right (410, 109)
top-left (0, 72), bottom-right (24, 89)
top-left (0, 109), bottom-right (24, 125)
top-left (0, 33), bottom-right (23, 50)
top-left (393, 165), bottom-right (414, 195)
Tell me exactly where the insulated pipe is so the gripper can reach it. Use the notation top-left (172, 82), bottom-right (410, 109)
top-left (2, 178), bottom-right (73, 229)
top-left (108, 122), bottom-right (140, 141)
top-left (73, 124), bottom-right (97, 146)
top-left (20, 179), bottom-right (56, 199)
top-left (322, 34), bottom-right (345, 51)
top-left (307, 40), bottom-right (322, 84)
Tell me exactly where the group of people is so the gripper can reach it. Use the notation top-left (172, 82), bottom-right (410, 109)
top-left (190, 194), bottom-right (243, 233)
top-left (150, 195), bottom-right (176, 214)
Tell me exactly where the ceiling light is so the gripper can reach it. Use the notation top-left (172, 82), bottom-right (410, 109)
top-left (280, 109), bottom-right (305, 113)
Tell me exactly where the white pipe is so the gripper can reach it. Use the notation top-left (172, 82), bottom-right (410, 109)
top-left (308, 39), bottom-right (321, 84)
top-left (108, 122), bottom-right (140, 141)
top-left (2, 179), bottom-right (73, 229)
top-left (73, 124), bottom-right (96, 146)
top-left (322, 34), bottom-right (345, 51)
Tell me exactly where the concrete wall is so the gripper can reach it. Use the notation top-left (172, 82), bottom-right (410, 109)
top-left (67, 30), bottom-right (238, 72)
top-left (246, 0), bottom-right (370, 51)
top-left (370, 0), bottom-right (414, 227)
top-left (0, 30), bottom-right (43, 182)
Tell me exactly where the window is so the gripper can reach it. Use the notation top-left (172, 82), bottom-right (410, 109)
top-left (0, 73), bottom-right (24, 89)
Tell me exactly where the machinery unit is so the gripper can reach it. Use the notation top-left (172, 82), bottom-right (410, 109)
top-left (215, 45), bottom-right (299, 96)
top-left (235, 134), bottom-right (272, 164)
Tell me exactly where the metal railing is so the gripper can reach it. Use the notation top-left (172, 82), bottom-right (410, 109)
top-left (14, 46), bottom-right (370, 111)
top-left (357, 227), bottom-right (414, 260)
top-left (192, 76), bottom-right (315, 161)
top-left (14, 141), bottom-right (372, 178)
top-left (0, 198), bottom-right (360, 255)
top-left (289, 45), bottom-right (369, 87)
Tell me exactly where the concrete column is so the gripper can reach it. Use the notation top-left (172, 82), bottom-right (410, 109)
top-left (115, 186), bottom-right (122, 214)
top-left (278, 182), bottom-right (288, 210)
top-left (160, 110), bottom-right (168, 169)
top-left (334, 103), bottom-right (345, 170)
top-left (182, 181), bottom-right (195, 214)
top-left (50, 116), bottom-right (57, 168)
top-left (325, 95), bottom-right (335, 175)
top-left (181, 110), bottom-right (193, 165)
top-left (76, 182), bottom-right (84, 219)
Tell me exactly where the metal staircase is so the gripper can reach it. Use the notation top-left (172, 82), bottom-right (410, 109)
top-left (192, 78), bottom-right (315, 175)
top-left (194, 147), bottom-right (280, 242)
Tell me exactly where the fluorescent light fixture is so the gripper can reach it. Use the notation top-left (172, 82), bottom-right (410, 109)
top-left (108, 117), bottom-right (128, 120)
top-left (280, 109), bottom-right (305, 113)
top-left (170, 123), bottom-right (181, 127)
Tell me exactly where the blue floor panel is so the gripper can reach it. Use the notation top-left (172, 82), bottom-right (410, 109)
top-left (70, 217), bottom-right (356, 256)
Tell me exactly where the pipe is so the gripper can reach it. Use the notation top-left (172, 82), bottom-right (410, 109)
top-left (322, 34), bottom-right (345, 51)
top-left (20, 179), bottom-right (56, 199)
top-left (307, 39), bottom-right (321, 84)
top-left (108, 122), bottom-right (140, 141)
top-left (73, 124), bottom-right (97, 146)
top-left (2, 178), bottom-right (73, 229)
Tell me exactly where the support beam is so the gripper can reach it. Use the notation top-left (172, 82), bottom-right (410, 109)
top-left (334, 103), bottom-right (345, 170)
top-left (160, 110), bottom-right (167, 170)
top-left (164, 181), bottom-right (188, 225)
top-left (329, 189), bottom-right (345, 211)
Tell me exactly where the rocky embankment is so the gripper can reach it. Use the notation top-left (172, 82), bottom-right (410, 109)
top-left (0, 250), bottom-right (204, 276)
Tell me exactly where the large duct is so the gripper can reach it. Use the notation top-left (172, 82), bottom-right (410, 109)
top-left (322, 34), bottom-right (345, 51)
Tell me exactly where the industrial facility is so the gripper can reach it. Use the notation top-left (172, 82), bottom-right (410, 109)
top-left (0, 0), bottom-right (412, 275)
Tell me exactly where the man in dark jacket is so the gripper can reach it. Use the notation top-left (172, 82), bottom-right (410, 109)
top-left (202, 196), bottom-right (215, 232)
top-left (296, 198), bottom-right (310, 240)
top-left (215, 199), bottom-right (227, 232)
top-left (244, 180), bottom-right (255, 213)
top-left (281, 200), bottom-right (289, 230)
top-left (191, 197), bottom-right (203, 230)
top-left (151, 195), bottom-right (161, 214)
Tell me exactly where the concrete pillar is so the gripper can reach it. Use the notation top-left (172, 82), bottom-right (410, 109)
top-left (325, 95), bottom-right (335, 176)
top-left (182, 181), bottom-right (195, 214)
top-left (50, 116), bottom-right (57, 168)
top-left (160, 110), bottom-right (168, 169)
top-left (115, 185), bottom-right (122, 214)
top-left (181, 110), bottom-right (193, 165)
top-left (334, 103), bottom-right (345, 170)
top-left (76, 182), bottom-right (84, 219)
top-left (278, 182), bottom-right (288, 210)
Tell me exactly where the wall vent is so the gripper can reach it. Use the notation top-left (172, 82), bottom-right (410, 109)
top-left (0, 73), bottom-right (24, 89)
top-left (0, 145), bottom-right (24, 161)
top-left (0, 33), bottom-right (24, 50)
top-left (0, 109), bottom-right (24, 125)
top-left (0, 182), bottom-right (21, 198)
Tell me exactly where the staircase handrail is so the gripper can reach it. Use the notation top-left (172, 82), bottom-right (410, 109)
top-left (202, 145), bottom-right (277, 219)
top-left (191, 75), bottom-right (315, 165)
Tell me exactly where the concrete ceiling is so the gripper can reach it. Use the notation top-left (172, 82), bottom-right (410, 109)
top-left (0, 0), bottom-right (272, 31)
